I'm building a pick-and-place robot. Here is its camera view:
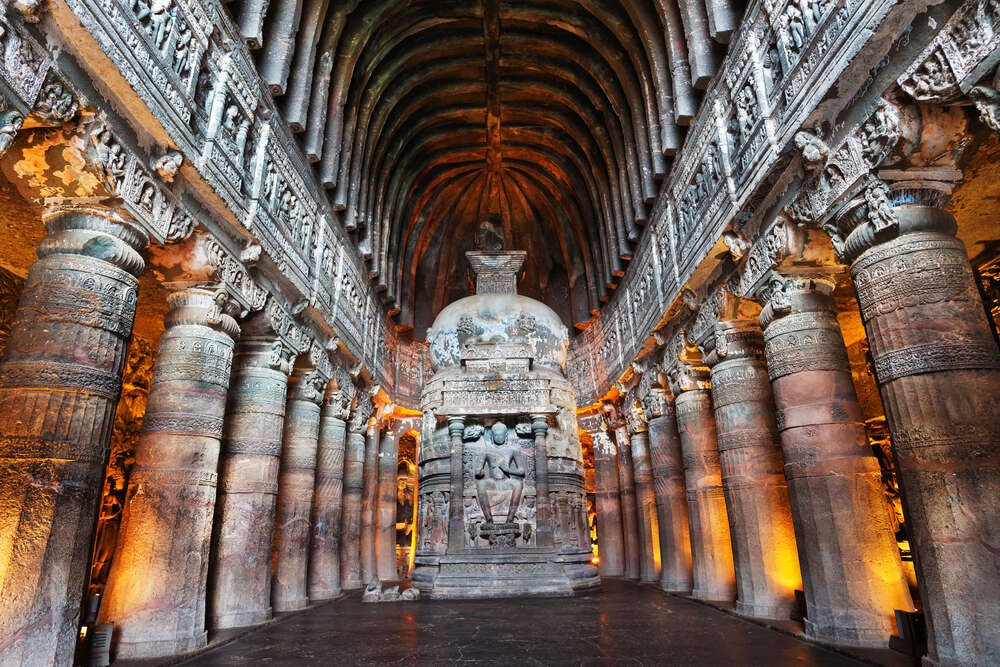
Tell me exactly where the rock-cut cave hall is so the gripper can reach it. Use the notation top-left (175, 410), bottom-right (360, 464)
top-left (0, 0), bottom-right (997, 665)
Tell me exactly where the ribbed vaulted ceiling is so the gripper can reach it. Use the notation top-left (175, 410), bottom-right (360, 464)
top-left (234, 0), bottom-right (736, 336)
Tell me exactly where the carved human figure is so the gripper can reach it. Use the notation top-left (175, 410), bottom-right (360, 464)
top-left (473, 422), bottom-right (526, 524)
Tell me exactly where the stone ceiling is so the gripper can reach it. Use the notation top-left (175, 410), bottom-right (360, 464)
top-left (235, 0), bottom-right (735, 336)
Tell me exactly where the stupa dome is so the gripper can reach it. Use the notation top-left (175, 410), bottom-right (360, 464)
top-left (427, 293), bottom-right (569, 372)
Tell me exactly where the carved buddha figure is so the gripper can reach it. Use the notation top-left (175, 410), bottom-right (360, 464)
top-left (473, 422), bottom-right (526, 525)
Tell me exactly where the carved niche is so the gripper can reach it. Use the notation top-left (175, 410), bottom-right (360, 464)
top-left (461, 421), bottom-right (537, 550)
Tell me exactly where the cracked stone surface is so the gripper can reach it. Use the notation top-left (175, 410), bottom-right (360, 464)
top-left (183, 580), bottom-right (863, 666)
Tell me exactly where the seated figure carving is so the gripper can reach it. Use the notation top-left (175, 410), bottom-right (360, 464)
top-left (473, 422), bottom-right (526, 546)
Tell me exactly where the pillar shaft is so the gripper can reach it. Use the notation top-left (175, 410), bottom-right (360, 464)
top-left (100, 287), bottom-right (238, 658)
top-left (210, 335), bottom-right (289, 629)
top-left (630, 430), bottom-right (658, 583)
top-left (675, 386), bottom-right (737, 602)
top-left (648, 409), bottom-right (693, 592)
top-left (375, 426), bottom-right (399, 581)
top-left (340, 396), bottom-right (371, 591)
top-left (592, 430), bottom-right (625, 576)
top-left (0, 206), bottom-right (145, 666)
top-left (761, 277), bottom-right (912, 647)
top-left (340, 425), bottom-right (366, 590)
top-left (709, 321), bottom-right (801, 619)
top-left (848, 199), bottom-right (1000, 665)
top-left (272, 369), bottom-right (323, 611)
top-left (359, 423), bottom-right (380, 584)
top-left (308, 408), bottom-right (346, 600)
top-left (614, 424), bottom-right (641, 580)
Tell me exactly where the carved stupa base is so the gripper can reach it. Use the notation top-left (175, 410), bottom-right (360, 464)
top-left (416, 551), bottom-right (598, 600)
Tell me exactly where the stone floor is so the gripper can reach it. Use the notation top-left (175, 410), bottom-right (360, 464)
top-left (179, 579), bottom-right (909, 666)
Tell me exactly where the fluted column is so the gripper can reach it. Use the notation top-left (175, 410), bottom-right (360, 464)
top-left (308, 384), bottom-right (348, 600)
top-left (630, 428), bottom-right (658, 583)
top-left (838, 186), bottom-right (1000, 664)
top-left (671, 362), bottom-right (736, 602)
top-left (759, 274), bottom-right (913, 647)
top-left (590, 425), bottom-right (625, 576)
top-left (0, 205), bottom-right (146, 666)
top-left (646, 399), bottom-right (693, 592)
top-left (209, 325), bottom-right (293, 629)
top-left (100, 286), bottom-right (239, 658)
top-left (613, 422), bottom-right (641, 580)
top-left (271, 368), bottom-right (325, 611)
top-left (375, 424), bottom-right (400, 581)
top-left (708, 320), bottom-right (801, 619)
top-left (360, 421), bottom-right (381, 584)
top-left (340, 395), bottom-right (370, 590)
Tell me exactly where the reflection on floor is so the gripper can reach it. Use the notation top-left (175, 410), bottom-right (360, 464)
top-left (178, 579), bottom-right (905, 666)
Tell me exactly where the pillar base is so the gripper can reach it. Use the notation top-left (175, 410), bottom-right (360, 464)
top-left (804, 618), bottom-right (892, 649)
top-left (114, 631), bottom-right (208, 660)
top-left (210, 607), bottom-right (272, 630)
top-left (735, 599), bottom-right (794, 621)
top-left (660, 582), bottom-right (692, 594)
top-left (273, 598), bottom-right (309, 613)
top-left (692, 585), bottom-right (736, 603)
top-left (309, 589), bottom-right (343, 602)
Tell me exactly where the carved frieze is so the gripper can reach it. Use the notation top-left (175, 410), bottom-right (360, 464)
top-left (898, 0), bottom-right (1000, 102)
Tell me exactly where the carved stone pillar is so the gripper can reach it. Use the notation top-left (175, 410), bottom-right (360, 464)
top-left (271, 368), bottom-right (325, 611)
top-left (670, 362), bottom-right (736, 602)
top-left (375, 423), bottom-right (400, 581)
top-left (100, 285), bottom-right (240, 658)
top-left (613, 422), bottom-right (641, 580)
top-left (0, 205), bottom-right (145, 666)
top-left (340, 394), bottom-right (370, 590)
top-left (308, 381), bottom-right (349, 600)
top-left (360, 420), bottom-right (381, 584)
top-left (209, 320), bottom-right (294, 630)
top-left (708, 320), bottom-right (801, 619)
top-left (589, 423), bottom-right (625, 577)
top-left (835, 185), bottom-right (1000, 664)
top-left (630, 428), bottom-right (658, 583)
top-left (759, 274), bottom-right (913, 646)
top-left (531, 413), bottom-right (555, 549)
top-left (646, 398), bottom-right (693, 593)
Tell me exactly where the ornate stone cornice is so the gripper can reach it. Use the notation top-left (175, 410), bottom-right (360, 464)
top-left (263, 295), bottom-right (310, 359)
top-left (88, 119), bottom-right (194, 243)
top-left (786, 99), bottom-right (901, 231)
top-left (898, 0), bottom-right (1000, 103)
top-left (201, 234), bottom-right (268, 317)
top-left (566, 0), bottom-right (906, 404)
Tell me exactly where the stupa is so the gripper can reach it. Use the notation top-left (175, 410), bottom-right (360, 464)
top-left (412, 224), bottom-right (599, 599)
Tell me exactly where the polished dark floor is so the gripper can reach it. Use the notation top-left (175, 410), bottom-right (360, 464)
top-left (183, 579), bottom-right (866, 666)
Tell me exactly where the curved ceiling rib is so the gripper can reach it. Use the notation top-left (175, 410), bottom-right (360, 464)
top-left (234, 0), bottom-right (737, 336)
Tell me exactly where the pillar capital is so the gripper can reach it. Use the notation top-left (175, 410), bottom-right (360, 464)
top-left (757, 270), bottom-right (837, 330)
top-left (666, 361), bottom-right (710, 396)
top-left (323, 365), bottom-right (356, 419)
top-left (39, 202), bottom-right (148, 276)
top-left (712, 319), bottom-right (766, 364)
top-left (347, 388), bottom-right (373, 434)
top-left (287, 367), bottom-right (328, 405)
top-left (825, 174), bottom-right (960, 264)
